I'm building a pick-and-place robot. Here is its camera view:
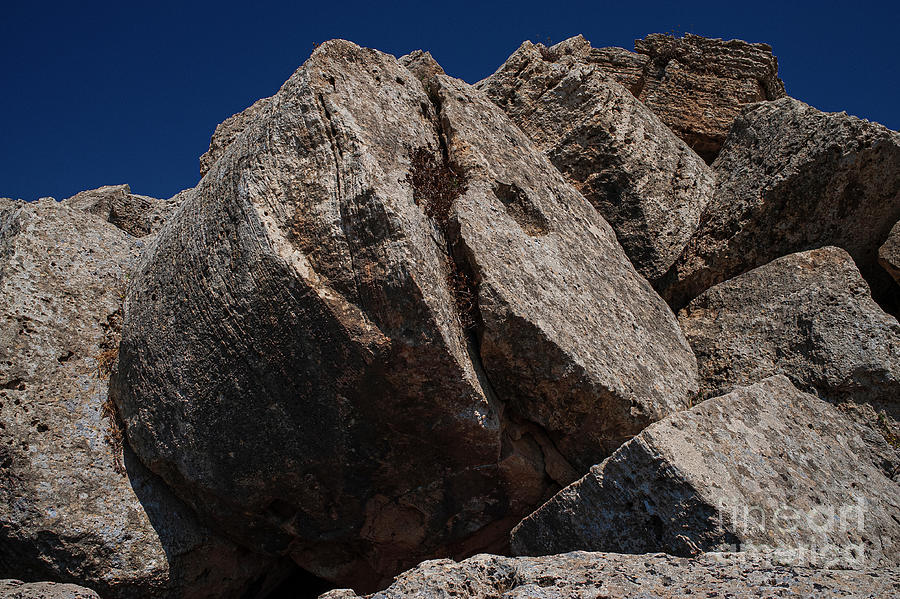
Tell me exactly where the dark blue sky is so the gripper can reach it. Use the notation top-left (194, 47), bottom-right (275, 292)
top-left (2, 1), bottom-right (897, 201)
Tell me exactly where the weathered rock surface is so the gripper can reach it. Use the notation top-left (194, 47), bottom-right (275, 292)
top-left (199, 97), bottom-right (273, 176)
top-left (62, 184), bottom-right (178, 238)
top-left (478, 37), bottom-right (715, 281)
top-left (511, 376), bottom-right (900, 567)
top-left (0, 580), bottom-right (100, 599)
top-left (112, 40), bottom-right (696, 589)
top-left (527, 34), bottom-right (785, 163)
top-left (880, 219), bottom-right (900, 285)
top-left (678, 247), bottom-right (900, 478)
top-left (0, 200), bottom-right (284, 598)
top-left (320, 551), bottom-right (900, 599)
top-left (661, 97), bottom-right (900, 312)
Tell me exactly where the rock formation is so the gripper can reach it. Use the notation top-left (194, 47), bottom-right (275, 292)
top-left (319, 552), bottom-right (900, 599)
top-left (510, 376), bottom-right (900, 566)
top-left (661, 97), bottom-right (900, 312)
top-left (112, 40), bottom-right (696, 589)
top-left (61, 185), bottom-right (179, 238)
top-left (880, 219), bottom-right (900, 284)
top-left (5, 31), bottom-right (900, 599)
top-left (478, 37), bottom-right (714, 282)
top-left (0, 200), bottom-right (285, 598)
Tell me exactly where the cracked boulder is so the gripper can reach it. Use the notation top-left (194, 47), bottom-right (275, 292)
top-left (660, 97), bottom-right (900, 312)
top-left (320, 552), bottom-right (900, 599)
top-left (510, 376), bottom-right (900, 568)
top-left (880, 219), bottom-right (900, 285)
top-left (477, 37), bottom-right (714, 282)
top-left (0, 200), bottom-right (285, 599)
top-left (678, 247), bottom-right (900, 478)
top-left (112, 40), bottom-right (697, 590)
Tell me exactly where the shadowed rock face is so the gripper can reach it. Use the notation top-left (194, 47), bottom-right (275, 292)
top-left (61, 184), bottom-right (179, 238)
top-left (880, 219), bottom-right (900, 285)
top-left (112, 40), bottom-right (696, 589)
top-left (660, 97), bottom-right (900, 313)
top-left (510, 376), bottom-right (900, 568)
top-left (0, 200), bottom-right (285, 599)
top-left (319, 552), bottom-right (900, 599)
top-left (477, 38), bottom-right (714, 282)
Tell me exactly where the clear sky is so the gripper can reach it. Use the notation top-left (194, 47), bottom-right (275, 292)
top-left (2, 0), bottom-right (897, 201)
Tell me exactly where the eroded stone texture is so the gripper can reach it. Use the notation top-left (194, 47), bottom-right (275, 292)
top-left (678, 247), bottom-right (900, 478)
top-left (880, 219), bottom-right (900, 285)
top-left (112, 40), bottom-right (696, 590)
top-left (510, 376), bottom-right (900, 567)
top-left (199, 96), bottom-right (273, 176)
top-left (661, 97), bottom-right (900, 312)
top-left (320, 552), bottom-right (900, 599)
top-left (478, 38), bottom-right (714, 281)
top-left (0, 200), bottom-right (284, 599)
top-left (62, 184), bottom-right (179, 237)
top-left (0, 580), bottom-right (100, 599)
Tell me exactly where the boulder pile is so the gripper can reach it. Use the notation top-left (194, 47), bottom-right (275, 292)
top-left (2, 33), bottom-right (898, 599)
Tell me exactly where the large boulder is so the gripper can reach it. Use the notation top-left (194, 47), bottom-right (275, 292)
top-left (677, 247), bottom-right (900, 477)
top-left (0, 200), bottom-right (285, 598)
top-left (510, 376), bottom-right (900, 567)
top-left (880, 219), bottom-right (900, 285)
top-left (661, 97), bottom-right (900, 312)
top-left (112, 40), bottom-right (697, 589)
top-left (62, 184), bottom-right (179, 238)
top-left (320, 552), bottom-right (900, 599)
top-left (477, 37), bottom-right (714, 282)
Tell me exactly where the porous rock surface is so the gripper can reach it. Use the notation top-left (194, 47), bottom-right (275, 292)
top-left (880, 219), bottom-right (900, 285)
top-left (678, 247), bottom-right (900, 478)
top-left (510, 376), bottom-right (900, 567)
top-left (477, 37), bottom-right (715, 282)
top-left (319, 551), bottom-right (900, 599)
top-left (0, 580), bottom-right (100, 599)
top-left (0, 200), bottom-right (283, 598)
top-left (661, 97), bottom-right (900, 311)
top-left (112, 39), bottom-right (696, 589)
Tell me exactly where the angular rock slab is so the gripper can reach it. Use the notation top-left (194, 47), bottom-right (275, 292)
top-left (880, 219), bottom-right (900, 285)
top-left (0, 200), bottom-right (282, 598)
top-left (430, 72), bottom-right (698, 469)
top-left (477, 37), bottom-right (715, 282)
top-left (320, 552), bottom-right (900, 599)
top-left (0, 580), bottom-right (100, 599)
top-left (661, 97), bottom-right (900, 312)
top-left (678, 247), bottom-right (900, 477)
top-left (62, 184), bottom-right (179, 238)
top-left (511, 376), bottom-right (900, 568)
top-left (113, 40), bottom-right (696, 588)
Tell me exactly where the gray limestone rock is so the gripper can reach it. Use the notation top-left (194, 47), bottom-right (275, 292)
top-left (0, 580), bottom-right (100, 599)
top-left (62, 184), bottom-right (179, 238)
top-left (320, 551), bottom-right (900, 599)
top-left (199, 97), bottom-right (273, 177)
top-left (661, 97), bottom-right (900, 313)
top-left (879, 219), bottom-right (900, 285)
top-left (0, 200), bottom-right (285, 598)
top-left (510, 376), bottom-right (900, 568)
top-left (112, 40), bottom-right (696, 589)
top-left (477, 38), bottom-right (715, 282)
